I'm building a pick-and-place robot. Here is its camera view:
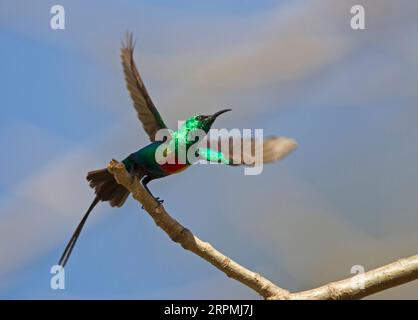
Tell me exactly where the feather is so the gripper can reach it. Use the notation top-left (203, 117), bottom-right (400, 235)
top-left (121, 32), bottom-right (168, 141)
top-left (204, 136), bottom-right (297, 166)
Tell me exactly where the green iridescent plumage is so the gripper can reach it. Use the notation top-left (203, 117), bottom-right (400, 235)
top-left (122, 111), bottom-right (231, 176)
top-left (58, 33), bottom-right (295, 268)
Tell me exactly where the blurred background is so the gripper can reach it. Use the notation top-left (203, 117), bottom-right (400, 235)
top-left (0, 0), bottom-right (417, 299)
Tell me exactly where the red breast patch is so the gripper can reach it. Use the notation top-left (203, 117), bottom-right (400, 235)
top-left (160, 162), bottom-right (190, 174)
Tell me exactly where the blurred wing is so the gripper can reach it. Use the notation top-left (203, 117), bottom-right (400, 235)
top-left (205, 136), bottom-right (297, 166)
top-left (121, 32), bottom-right (168, 141)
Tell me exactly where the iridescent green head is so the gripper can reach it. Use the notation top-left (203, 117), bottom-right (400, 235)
top-left (183, 109), bottom-right (231, 134)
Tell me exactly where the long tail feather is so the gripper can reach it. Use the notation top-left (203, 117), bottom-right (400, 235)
top-left (58, 168), bottom-right (132, 267)
top-left (58, 196), bottom-right (100, 267)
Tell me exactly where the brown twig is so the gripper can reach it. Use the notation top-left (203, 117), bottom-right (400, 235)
top-left (107, 160), bottom-right (418, 299)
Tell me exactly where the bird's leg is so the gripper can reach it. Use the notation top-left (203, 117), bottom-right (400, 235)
top-left (140, 176), bottom-right (164, 208)
top-left (129, 164), bottom-right (137, 184)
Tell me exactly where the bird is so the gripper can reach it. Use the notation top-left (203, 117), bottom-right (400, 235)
top-left (58, 33), bottom-right (297, 268)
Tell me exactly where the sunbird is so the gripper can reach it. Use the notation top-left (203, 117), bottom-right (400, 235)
top-left (58, 33), bottom-right (296, 267)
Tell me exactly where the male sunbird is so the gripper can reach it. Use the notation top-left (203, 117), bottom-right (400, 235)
top-left (58, 33), bottom-right (296, 267)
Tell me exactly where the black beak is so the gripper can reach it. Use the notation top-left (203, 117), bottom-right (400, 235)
top-left (211, 108), bottom-right (232, 120)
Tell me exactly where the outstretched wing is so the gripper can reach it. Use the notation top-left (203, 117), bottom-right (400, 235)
top-left (205, 136), bottom-right (297, 166)
top-left (121, 32), bottom-right (168, 141)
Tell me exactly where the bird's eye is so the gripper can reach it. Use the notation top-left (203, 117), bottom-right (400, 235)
top-left (196, 115), bottom-right (204, 121)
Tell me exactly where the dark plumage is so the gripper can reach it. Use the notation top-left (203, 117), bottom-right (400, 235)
top-left (87, 169), bottom-right (129, 207)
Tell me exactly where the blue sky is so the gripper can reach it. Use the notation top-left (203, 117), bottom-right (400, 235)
top-left (1, 0), bottom-right (418, 299)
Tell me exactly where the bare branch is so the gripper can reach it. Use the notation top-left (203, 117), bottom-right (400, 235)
top-left (107, 160), bottom-right (289, 299)
top-left (107, 160), bottom-right (418, 299)
top-left (289, 254), bottom-right (418, 300)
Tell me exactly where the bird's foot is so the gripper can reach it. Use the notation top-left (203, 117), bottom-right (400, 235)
top-left (154, 197), bottom-right (164, 209)
top-left (141, 197), bottom-right (164, 210)
top-left (155, 197), bottom-right (164, 204)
